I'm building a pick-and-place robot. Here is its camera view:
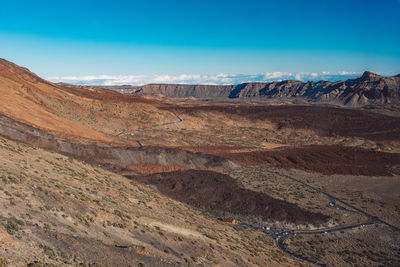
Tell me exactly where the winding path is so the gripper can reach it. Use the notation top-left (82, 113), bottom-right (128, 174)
top-left (262, 168), bottom-right (400, 231)
top-left (116, 117), bottom-right (399, 265)
top-left (241, 167), bottom-right (400, 266)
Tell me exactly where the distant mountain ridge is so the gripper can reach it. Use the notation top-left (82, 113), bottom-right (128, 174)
top-left (104, 71), bottom-right (400, 106)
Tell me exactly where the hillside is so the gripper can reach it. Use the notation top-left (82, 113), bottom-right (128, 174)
top-left (0, 135), bottom-right (303, 266)
top-left (0, 58), bottom-right (176, 143)
top-left (104, 71), bottom-right (400, 106)
top-left (0, 59), bottom-right (240, 173)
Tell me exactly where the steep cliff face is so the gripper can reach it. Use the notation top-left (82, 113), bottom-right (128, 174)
top-left (107, 72), bottom-right (400, 106)
top-left (133, 84), bottom-right (235, 98)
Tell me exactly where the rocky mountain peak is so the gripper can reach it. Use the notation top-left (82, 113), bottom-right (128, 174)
top-left (361, 71), bottom-right (382, 80)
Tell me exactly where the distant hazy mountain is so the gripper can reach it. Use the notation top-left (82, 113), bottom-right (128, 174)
top-left (104, 71), bottom-right (400, 106)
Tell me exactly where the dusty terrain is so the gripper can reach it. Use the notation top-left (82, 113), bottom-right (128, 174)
top-left (286, 225), bottom-right (400, 266)
top-left (0, 136), bottom-right (302, 266)
top-left (162, 104), bottom-right (400, 143)
top-left (0, 59), bottom-right (400, 266)
top-left (131, 170), bottom-right (330, 226)
top-left (278, 168), bottom-right (400, 226)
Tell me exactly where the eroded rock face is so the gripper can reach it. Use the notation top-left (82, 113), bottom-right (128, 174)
top-left (105, 71), bottom-right (400, 106)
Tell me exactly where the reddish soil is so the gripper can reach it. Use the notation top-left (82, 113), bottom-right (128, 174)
top-left (60, 84), bottom-right (162, 104)
top-left (132, 170), bottom-right (330, 225)
top-left (163, 105), bottom-right (400, 141)
top-left (127, 164), bottom-right (190, 174)
top-left (217, 145), bottom-right (400, 176)
top-left (0, 59), bottom-right (175, 146)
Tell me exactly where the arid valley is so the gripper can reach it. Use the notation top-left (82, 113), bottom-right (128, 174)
top-left (0, 58), bottom-right (399, 267)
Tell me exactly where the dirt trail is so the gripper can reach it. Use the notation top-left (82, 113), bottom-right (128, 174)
top-left (147, 221), bottom-right (203, 239)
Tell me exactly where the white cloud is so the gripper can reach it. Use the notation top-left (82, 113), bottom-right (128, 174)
top-left (47, 71), bottom-right (363, 86)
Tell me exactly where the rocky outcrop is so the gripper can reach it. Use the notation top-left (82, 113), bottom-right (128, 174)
top-left (106, 72), bottom-right (400, 106)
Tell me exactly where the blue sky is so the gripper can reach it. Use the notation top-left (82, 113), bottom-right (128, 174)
top-left (1, 0), bottom-right (399, 85)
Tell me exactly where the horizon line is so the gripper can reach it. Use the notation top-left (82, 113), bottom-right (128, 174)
top-left (47, 71), bottom-right (399, 87)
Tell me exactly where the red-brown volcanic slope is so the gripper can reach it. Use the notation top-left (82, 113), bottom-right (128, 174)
top-left (163, 104), bottom-right (400, 176)
top-left (0, 59), bottom-right (175, 145)
top-left (181, 145), bottom-right (400, 176)
top-left (220, 145), bottom-right (400, 176)
top-left (0, 60), bottom-right (111, 142)
top-left (2, 59), bottom-right (400, 177)
top-left (133, 170), bottom-right (330, 225)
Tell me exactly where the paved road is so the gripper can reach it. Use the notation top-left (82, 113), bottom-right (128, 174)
top-left (241, 220), bottom-right (376, 266)
top-left (240, 167), bottom-right (400, 266)
top-left (275, 221), bottom-right (382, 266)
top-left (259, 168), bottom-right (400, 231)
top-left (117, 122), bottom-right (399, 265)
top-left (277, 233), bottom-right (327, 267)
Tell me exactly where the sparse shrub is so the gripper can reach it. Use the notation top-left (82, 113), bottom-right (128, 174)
top-left (7, 176), bottom-right (18, 184)
top-left (113, 209), bottom-right (124, 219)
top-left (13, 192), bottom-right (23, 199)
top-left (43, 223), bottom-right (51, 231)
top-left (5, 220), bottom-right (20, 235)
top-left (27, 261), bottom-right (45, 267)
top-left (0, 257), bottom-right (8, 267)
top-left (111, 222), bottom-right (126, 228)
top-left (204, 233), bottom-right (218, 241)
top-left (76, 214), bottom-right (94, 227)
top-left (42, 245), bottom-right (56, 258)
top-left (68, 225), bottom-right (77, 233)
top-left (113, 209), bottom-right (131, 220)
